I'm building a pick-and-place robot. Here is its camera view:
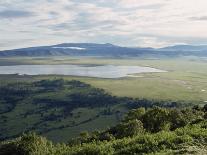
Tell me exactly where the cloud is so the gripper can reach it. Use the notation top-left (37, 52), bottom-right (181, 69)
top-left (0, 10), bottom-right (35, 18)
top-left (118, 0), bottom-right (167, 9)
top-left (0, 0), bottom-right (207, 50)
top-left (190, 16), bottom-right (207, 21)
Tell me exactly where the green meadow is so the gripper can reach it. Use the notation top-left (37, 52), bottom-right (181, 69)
top-left (1, 57), bottom-right (206, 103)
top-left (0, 57), bottom-right (207, 103)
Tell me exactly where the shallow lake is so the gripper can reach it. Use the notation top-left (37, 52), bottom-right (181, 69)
top-left (0, 65), bottom-right (166, 78)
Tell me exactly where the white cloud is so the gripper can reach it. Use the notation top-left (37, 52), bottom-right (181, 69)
top-left (118, 0), bottom-right (166, 8)
top-left (0, 0), bottom-right (207, 50)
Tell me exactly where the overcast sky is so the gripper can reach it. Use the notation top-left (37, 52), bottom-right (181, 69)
top-left (0, 0), bottom-right (207, 50)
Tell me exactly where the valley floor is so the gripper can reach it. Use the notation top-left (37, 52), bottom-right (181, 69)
top-left (0, 56), bottom-right (206, 103)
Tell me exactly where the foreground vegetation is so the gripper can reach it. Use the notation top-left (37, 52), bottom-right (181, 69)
top-left (1, 106), bottom-right (207, 154)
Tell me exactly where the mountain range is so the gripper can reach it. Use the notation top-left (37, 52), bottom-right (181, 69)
top-left (0, 43), bottom-right (207, 58)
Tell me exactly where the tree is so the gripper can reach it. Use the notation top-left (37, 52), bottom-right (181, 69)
top-left (0, 132), bottom-right (54, 155)
top-left (124, 108), bottom-right (145, 122)
top-left (168, 109), bottom-right (187, 130)
top-left (110, 119), bottom-right (144, 138)
top-left (142, 107), bottom-right (170, 132)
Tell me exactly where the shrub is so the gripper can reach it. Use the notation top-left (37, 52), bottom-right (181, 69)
top-left (142, 107), bottom-right (170, 132)
top-left (0, 133), bottom-right (54, 155)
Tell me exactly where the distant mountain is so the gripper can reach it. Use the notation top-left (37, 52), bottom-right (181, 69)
top-left (0, 43), bottom-right (206, 57)
top-left (159, 45), bottom-right (207, 51)
top-left (0, 43), bottom-right (155, 57)
top-left (157, 45), bottom-right (207, 57)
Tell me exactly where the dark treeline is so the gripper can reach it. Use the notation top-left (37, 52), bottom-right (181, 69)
top-left (0, 79), bottom-right (192, 114)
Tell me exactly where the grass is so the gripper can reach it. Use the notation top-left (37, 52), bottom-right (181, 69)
top-left (0, 79), bottom-right (129, 142)
top-left (0, 57), bottom-right (207, 103)
top-left (45, 112), bottom-right (119, 142)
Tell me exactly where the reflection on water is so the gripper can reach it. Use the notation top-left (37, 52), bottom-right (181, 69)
top-left (0, 65), bottom-right (166, 78)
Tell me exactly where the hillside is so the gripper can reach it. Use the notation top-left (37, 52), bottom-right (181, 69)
top-left (0, 79), bottom-right (183, 142)
top-left (0, 43), bottom-right (207, 58)
top-left (1, 106), bottom-right (207, 154)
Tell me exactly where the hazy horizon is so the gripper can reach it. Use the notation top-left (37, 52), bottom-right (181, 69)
top-left (2, 42), bottom-right (207, 52)
top-left (1, 0), bottom-right (207, 50)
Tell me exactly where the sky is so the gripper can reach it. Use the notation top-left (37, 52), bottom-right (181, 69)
top-left (0, 0), bottom-right (207, 50)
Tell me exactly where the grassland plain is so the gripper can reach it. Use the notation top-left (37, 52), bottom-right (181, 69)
top-left (0, 57), bottom-right (207, 103)
top-left (0, 79), bottom-right (130, 142)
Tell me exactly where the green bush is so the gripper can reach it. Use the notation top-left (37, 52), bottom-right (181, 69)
top-left (111, 119), bottom-right (144, 138)
top-left (0, 133), bottom-right (54, 155)
top-left (70, 142), bottom-right (114, 155)
top-left (142, 107), bottom-right (170, 132)
top-left (1, 106), bottom-right (207, 155)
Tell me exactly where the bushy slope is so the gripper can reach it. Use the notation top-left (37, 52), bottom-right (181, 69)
top-left (1, 106), bottom-right (207, 155)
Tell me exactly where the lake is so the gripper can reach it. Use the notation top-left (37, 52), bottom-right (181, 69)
top-left (0, 65), bottom-right (166, 78)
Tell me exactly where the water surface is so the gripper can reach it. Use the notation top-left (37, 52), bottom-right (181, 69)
top-left (0, 65), bottom-right (166, 78)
